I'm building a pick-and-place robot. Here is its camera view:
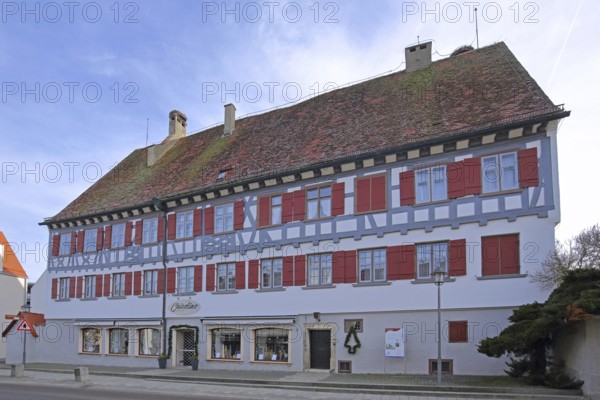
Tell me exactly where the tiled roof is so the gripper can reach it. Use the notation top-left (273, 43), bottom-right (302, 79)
top-left (0, 231), bottom-right (28, 278)
top-left (48, 42), bottom-right (564, 223)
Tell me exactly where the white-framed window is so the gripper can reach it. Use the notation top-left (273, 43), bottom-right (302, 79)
top-left (210, 328), bottom-right (241, 360)
top-left (138, 328), bottom-right (161, 356)
top-left (254, 328), bottom-right (289, 362)
top-left (215, 204), bottom-right (234, 233)
top-left (176, 211), bottom-right (193, 239)
top-left (178, 266), bottom-right (194, 294)
top-left (217, 263), bottom-right (236, 291)
top-left (358, 249), bottom-right (386, 283)
top-left (59, 277), bottom-right (70, 299)
top-left (417, 242), bottom-right (448, 279)
top-left (81, 328), bottom-right (101, 354)
top-left (482, 152), bottom-right (519, 193)
top-left (144, 270), bottom-right (158, 295)
top-left (84, 275), bottom-right (96, 299)
top-left (416, 165), bottom-right (447, 204)
top-left (112, 273), bottom-right (125, 297)
top-left (83, 229), bottom-right (97, 252)
top-left (108, 328), bottom-right (129, 355)
top-left (271, 195), bottom-right (282, 225)
top-left (308, 254), bottom-right (332, 286)
top-left (261, 259), bottom-right (283, 289)
top-left (111, 223), bottom-right (125, 248)
top-left (142, 218), bottom-right (158, 244)
top-left (59, 233), bottom-right (71, 255)
top-left (307, 186), bottom-right (332, 220)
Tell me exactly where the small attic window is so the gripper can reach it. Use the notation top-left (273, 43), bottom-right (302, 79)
top-left (216, 171), bottom-right (227, 181)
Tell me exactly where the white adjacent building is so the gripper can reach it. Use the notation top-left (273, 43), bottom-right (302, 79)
top-left (7, 42), bottom-right (569, 375)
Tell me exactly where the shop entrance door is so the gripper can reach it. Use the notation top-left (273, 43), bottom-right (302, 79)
top-left (176, 329), bottom-right (196, 366)
top-left (309, 330), bottom-right (331, 370)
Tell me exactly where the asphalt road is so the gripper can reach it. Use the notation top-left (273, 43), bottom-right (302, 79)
top-left (0, 382), bottom-right (236, 400)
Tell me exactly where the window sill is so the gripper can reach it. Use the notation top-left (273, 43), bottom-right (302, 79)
top-left (211, 290), bottom-right (238, 295)
top-left (207, 358), bottom-right (243, 362)
top-left (249, 361), bottom-right (292, 366)
top-left (352, 281), bottom-right (392, 287)
top-left (138, 294), bottom-right (161, 298)
top-left (411, 277), bottom-right (456, 284)
top-left (255, 287), bottom-right (286, 293)
top-left (479, 188), bottom-right (523, 198)
top-left (301, 284), bottom-right (336, 290)
top-left (354, 208), bottom-right (387, 216)
top-left (177, 292), bottom-right (196, 296)
top-left (414, 199), bottom-right (450, 207)
top-left (106, 353), bottom-right (130, 357)
top-left (55, 298), bottom-right (71, 302)
top-left (78, 352), bottom-right (101, 356)
top-left (135, 355), bottom-right (160, 358)
top-left (107, 296), bottom-right (127, 300)
top-left (476, 273), bottom-right (527, 280)
top-left (79, 297), bottom-right (98, 301)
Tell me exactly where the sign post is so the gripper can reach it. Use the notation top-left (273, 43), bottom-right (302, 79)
top-left (19, 304), bottom-right (31, 368)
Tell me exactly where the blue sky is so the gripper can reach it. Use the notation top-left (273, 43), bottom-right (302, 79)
top-left (0, 0), bottom-right (596, 281)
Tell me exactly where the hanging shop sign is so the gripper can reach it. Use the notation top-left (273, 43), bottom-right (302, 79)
top-left (384, 328), bottom-right (404, 358)
top-left (169, 300), bottom-right (200, 315)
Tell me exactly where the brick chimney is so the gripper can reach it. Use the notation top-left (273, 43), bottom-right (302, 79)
top-left (148, 110), bottom-right (187, 166)
top-left (223, 104), bottom-right (236, 136)
top-left (168, 110), bottom-right (187, 140)
top-left (405, 41), bottom-right (432, 72)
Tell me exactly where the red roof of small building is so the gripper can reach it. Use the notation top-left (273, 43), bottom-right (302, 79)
top-left (0, 231), bottom-right (28, 278)
top-left (47, 42), bottom-right (565, 223)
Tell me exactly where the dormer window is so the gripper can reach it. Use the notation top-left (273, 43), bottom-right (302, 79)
top-left (216, 171), bottom-right (226, 181)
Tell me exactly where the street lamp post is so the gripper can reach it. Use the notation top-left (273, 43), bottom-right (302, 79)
top-left (152, 198), bottom-right (169, 361)
top-left (21, 303), bottom-right (31, 368)
top-left (432, 267), bottom-right (445, 386)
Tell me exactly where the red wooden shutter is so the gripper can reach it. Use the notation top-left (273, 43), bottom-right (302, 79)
top-left (258, 196), bottom-right (271, 227)
top-left (206, 264), bottom-right (216, 292)
top-left (157, 217), bottom-right (164, 242)
top-left (283, 256), bottom-right (294, 286)
top-left (332, 252), bottom-right (345, 284)
top-left (193, 209), bottom-right (203, 236)
top-left (204, 208), bottom-right (214, 235)
top-left (344, 251), bottom-right (357, 283)
top-left (387, 246), bottom-right (402, 280)
top-left (372, 175), bottom-right (387, 211)
top-left (449, 239), bottom-right (467, 276)
top-left (167, 214), bottom-right (176, 240)
top-left (77, 231), bottom-right (84, 253)
top-left (447, 161), bottom-right (465, 199)
top-left (157, 270), bottom-right (165, 294)
top-left (96, 227), bottom-right (103, 250)
top-left (103, 274), bottom-right (111, 297)
top-left (70, 231), bottom-right (77, 254)
top-left (281, 193), bottom-right (294, 223)
top-left (449, 321), bottom-right (468, 343)
top-left (356, 177), bottom-right (371, 213)
top-left (104, 225), bottom-right (112, 250)
top-left (464, 157), bottom-right (482, 195)
top-left (51, 278), bottom-right (58, 299)
top-left (134, 220), bottom-right (143, 245)
top-left (482, 236), bottom-right (500, 276)
top-left (399, 245), bottom-right (416, 279)
top-left (95, 274), bottom-right (103, 298)
top-left (76, 276), bottom-right (83, 298)
top-left (518, 148), bottom-right (539, 188)
top-left (133, 271), bottom-right (142, 296)
top-left (124, 272), bottom-right (133, 296)
top-left (68, 277), bottom-right (75, 298)
top-left (194, 266), bottom-right (203, 292)
top-left (124, 222), bottom-right (133, 246)
top-left (235, 261), bottom-right (246, 290)
top-left (331, 182), bottom-right (345, 216)
top-left (234, 201), bottom-right (244, 230)
top-left (167, 268), bottom-right (177, 293)
top-left (292, 190), bottom-right (306, 221)
top-left (400, 171), bottom-right (415, 206)
top-left (248, 260), bottom-right (259, 289)
top-left (51, 235), bottom-right (60, 257)
top-left (294, 255), bottom-right (306, 286)
top-left (500, 234), bottom-right (520, 275)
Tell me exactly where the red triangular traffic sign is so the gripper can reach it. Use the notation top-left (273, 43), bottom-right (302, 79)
top-left (16, 319), bottom-right (32, 332)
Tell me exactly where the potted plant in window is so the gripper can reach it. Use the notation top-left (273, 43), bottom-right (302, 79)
top-left (191, 353), bottom-right (199, 371)
top-left (158, 353), bottom-right (168, 369)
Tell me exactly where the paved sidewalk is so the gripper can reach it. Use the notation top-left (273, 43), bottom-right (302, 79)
top-left (0, 363), bottom-right (584, 400)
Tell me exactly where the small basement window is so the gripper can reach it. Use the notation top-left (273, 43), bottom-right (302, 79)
top-left (338, 360), bottom-right (352, 373)
top-left (429, 359), bottom-right (453, 375)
